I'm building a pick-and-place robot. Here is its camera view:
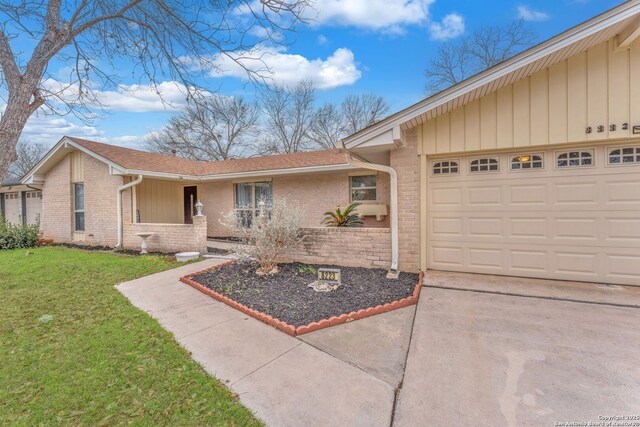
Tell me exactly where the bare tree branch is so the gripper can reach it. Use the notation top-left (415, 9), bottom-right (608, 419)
top-left (425, 20), bottom-right (536, 95)
top-left (0, 0), bottom-right (311, 179)
top-left (7, 139), bottom-right (49, 179)
top-left (145, 97), bottom-right (259, 161)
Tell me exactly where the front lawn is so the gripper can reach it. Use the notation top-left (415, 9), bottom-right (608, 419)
top-left (0, 246), bottom-right (260, 426)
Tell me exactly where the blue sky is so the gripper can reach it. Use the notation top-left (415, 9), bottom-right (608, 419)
top-left (15, 0), bottom-right (624, 149)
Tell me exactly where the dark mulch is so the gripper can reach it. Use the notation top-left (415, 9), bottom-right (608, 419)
top-left (191, 262), bottom-right (420, 327)
top-left (49, 243), bottom-right (171, 256)
top-left (207, 247), bottom-right (230, 255)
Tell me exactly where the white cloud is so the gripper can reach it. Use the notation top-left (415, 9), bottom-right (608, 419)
top-left (317, 34), bottom-right (329, 45)
top-left (41, 79), bottom-right (193, 113)
top-left (20, 114), bottom-right (103, 146)
top-left (517, 5), bottom-right (549, 21)
top-left (429, 13), bottom-right (465, 40)
top-left (309, 0), bottom-right (434, 32)
top-left (208, 45), bottom-right (361, 90)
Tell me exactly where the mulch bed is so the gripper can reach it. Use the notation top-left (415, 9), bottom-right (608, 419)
top-left (183, 261), bottom-right (422, 335)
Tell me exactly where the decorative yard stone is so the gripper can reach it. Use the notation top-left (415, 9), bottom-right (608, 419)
top-left (176, 251), bottom-right (200, 262)
top-left (308, 281), bottom-right (341, 292)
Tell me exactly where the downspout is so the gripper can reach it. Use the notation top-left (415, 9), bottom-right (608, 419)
top-left (344, 153), bottom-right (399, 277)
top-left (115, 175), bottom-right (143, 248)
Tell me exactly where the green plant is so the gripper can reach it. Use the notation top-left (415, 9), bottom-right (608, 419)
top-left (0, 215), bottom-right (40, 250)
top-left (322, 203), bottom-right (364, 227)
top-left (298, 265), bottom-right (317, 275)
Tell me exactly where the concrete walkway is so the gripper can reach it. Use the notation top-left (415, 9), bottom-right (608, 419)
top-left (117, 259), bottom-right (405, 426)
top-left (118, 261), bottom-right (640, 426)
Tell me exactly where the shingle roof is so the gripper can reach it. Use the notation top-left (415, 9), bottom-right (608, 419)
top-left (67, 137), bottom-right (349, 177)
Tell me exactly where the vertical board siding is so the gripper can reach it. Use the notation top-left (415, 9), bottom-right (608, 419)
top-left (567, 51), bottom-right (588, 142)
top-left (496, 86), bottom-right (514, 148)
top-left (436, 114), bottom-right (451, 153)
top-left (136, 179), bottom-right (183, 224)
top-left (530, 70), bottom-right (549, 146)
top-left (513, 78), bottom-right (531, 147)
top-left (464, 100), bottom-right (481, 151)
top-left (587, 42), bottom-right (609, 140)
top-left (608, 42), bottom-right (630, 139)
top-left (421, 38), bottom-right (640, 155)
top-left (548, 61), bottom-right (568, 144)
top-left (480, 92), bottom-right (498, 149)
top-left (71, 152), bottom-right (84, 183)
top-left (630, 41), bottom-right (640, 129)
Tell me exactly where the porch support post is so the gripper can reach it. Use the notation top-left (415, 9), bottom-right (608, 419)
top-left (116, 175), bottom-right (143, 248)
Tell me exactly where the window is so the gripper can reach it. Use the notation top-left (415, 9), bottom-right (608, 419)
top-left (433, 160), bottom-right (460, 175)
top-left (510, 154), bottom-right (544, 171)
top-left (470, 157), bottom-right (500, 173)
top-left (608, 146), bottom-right (640, 165)
top-left (74, 183), bottom-right (85, 232)
top-left (234, 181), bottom-right (272, 227)
top-left (556, 150), bottom-right (593, 168)
top-left (350, 175), bottom-right (377, 202)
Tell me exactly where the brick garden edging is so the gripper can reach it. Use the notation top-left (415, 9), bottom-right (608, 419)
top-left (180, 262), bottom-right (424, 336)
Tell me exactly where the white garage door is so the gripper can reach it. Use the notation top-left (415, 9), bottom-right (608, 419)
top-left (3, 192), bottom-right (21, 225)
top-left (25, 191), bottom-right (42, 226)
top-left (427, 143), bottom-right (640, 286)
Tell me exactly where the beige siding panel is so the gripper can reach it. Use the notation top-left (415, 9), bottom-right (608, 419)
top-left (70, 152), bottom-right (84, 183)
top-left (587, 42), bottom-right (609, 140)
top-left (436, 114), bottom-right (451, 153)
top-left (630, 41), bottom-right (640, 130)
top-left (136, 179), bottom-right (182, 224)
top-left (530, 70), bottom-right (549, 146)
top-left (548, 61), bottom-right (568, 144)
top-left (450, 107), bottom-right (465, 152)
top-left (513, 78), bottom-right (531, 147)
top-left (567, 51), bottom-right (588, 142)
top-left (480, 92), bottom-right (498, 149)
top-left (608, 42), bottom-right (630, 139)
top-left (464, 100), bottom-right (481, 151)
top-left (423, 118), bottom-right (437, 155)
top-left (496, 86), bottom-right (514, 148)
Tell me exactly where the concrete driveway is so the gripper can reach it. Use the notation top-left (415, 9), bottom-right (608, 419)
top-left (118, 261), bottom-right (640, 426)
top-left (395, 274), bottom-right (640, 426)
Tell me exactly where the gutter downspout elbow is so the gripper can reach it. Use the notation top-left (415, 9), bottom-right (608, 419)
top-left (344, 153), bottom-right (399, 275)
top-left (115, 175), bottom-right (143, 249)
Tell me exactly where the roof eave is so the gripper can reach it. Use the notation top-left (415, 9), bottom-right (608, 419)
top-left (343, 0), bottom-right (640, 150)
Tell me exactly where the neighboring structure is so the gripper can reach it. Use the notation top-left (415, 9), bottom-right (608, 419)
top-left (21, 1), bottom-right (640, 285)
top-left (0, 177), bottom-right (42, 226)
top-left (342, 1), bottom-right (640, 285)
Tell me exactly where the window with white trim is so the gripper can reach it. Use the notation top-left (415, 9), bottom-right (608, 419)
top-left (470, 157), bottom-right (499, 173)
top-left (510, 154), bottom-right (543, 171)
top-left (74, 183), bottom-right (85, 232)
top-left (350, 175), bottom-right (377, 202)
top-left (608, 146), bottom-right (640, 165)
top-left (234, 181), bottom-right (272, 228)
top-left (556, 150), bottom-right (593, 168)
top-left (432, 160), bottom-right (459, 175)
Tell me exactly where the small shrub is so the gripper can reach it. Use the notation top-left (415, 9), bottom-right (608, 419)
top-left (0, 215), bottom-right (40, 250)
top-left (322, 203), bottom-right (364, 227)
top-left (220, 198), bottom-right (304, 275)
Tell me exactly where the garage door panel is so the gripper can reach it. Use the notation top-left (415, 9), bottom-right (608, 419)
top-left (508, 183), bottom-right (548, 206)
top-left (427, 146), bottom-right (640, 286)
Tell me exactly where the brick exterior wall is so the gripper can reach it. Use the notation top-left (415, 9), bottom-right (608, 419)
top-left (41, 155), bottom-right (72, 241)
top-left (83, 154), bottom-right (123, 246)
top-left (201, 171), bottom-right (391, 237)
top-left (123, 215), bottom-right (208, 254)
top-left (283, 227), bottom-right (392, 269)
top-left (390, 128), bottom-right (420, 271)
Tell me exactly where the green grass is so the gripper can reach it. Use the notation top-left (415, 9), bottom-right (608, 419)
top-left (0, 246), bottom-right (261, 426)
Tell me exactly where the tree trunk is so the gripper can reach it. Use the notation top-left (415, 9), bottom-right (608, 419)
top-left (0, 90), bottom-right (40, 180)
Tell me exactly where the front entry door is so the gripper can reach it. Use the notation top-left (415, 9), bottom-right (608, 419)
top-left (183, 186), bottom-right (198, 224)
